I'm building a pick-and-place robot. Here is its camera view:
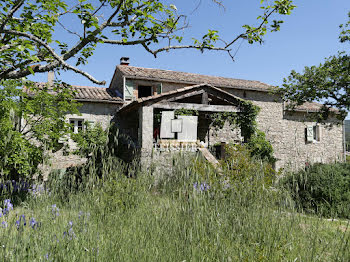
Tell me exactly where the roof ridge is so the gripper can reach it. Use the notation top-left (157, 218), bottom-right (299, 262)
top-left (117, 65), bottom-right (270, 85)
top-left (71, 85), bottom-right (107, 89)
top-left (34, 82), bottom-right (106, 89)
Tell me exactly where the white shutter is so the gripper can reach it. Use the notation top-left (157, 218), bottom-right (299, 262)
top-left (160, 111), bottom-right (175, 138)
top-left (306, 125), bottom-right (314, 143)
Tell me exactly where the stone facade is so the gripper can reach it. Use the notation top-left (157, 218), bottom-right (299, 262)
top-left (109, 65), bottom-right (345, 171)
top-left (47, 63), bottom-right (345, 173)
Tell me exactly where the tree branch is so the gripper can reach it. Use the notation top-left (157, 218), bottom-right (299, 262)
top-left (100, 37), bottom-right (153, 45)
top-left (225, 6), bottom-right (277, 48)
top-left (0, 30), bottom-right (106, 84)
top-left (62, 0), bottom-right (125, 62)
top-left (0, 0), bottom-right (25, 31)
top-left (142, 43), bottom-right (231, 58)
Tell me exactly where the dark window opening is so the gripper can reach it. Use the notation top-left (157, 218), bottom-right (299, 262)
top-left (138, 85), bottom-right (152, 98)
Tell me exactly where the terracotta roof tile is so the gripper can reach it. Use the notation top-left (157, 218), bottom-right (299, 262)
top-left (117, 65), bottom-right (271, 91)
top-left (25, 83), bottom-right (123, 104)
top-left (287, 102), bottom-right (339, 113)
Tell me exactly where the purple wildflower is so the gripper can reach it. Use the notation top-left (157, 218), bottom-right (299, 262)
top-left (30, 217), bottom-right (39, 229)
top-left (51, 204), bottom-right (59, 218)
top-left (193, 182), bottom-right (210, 192)
top-left (64, 221), bottom-right (76, 239)
top-left (16, 214), bottom-right (26, 229)
top-left (4, 199), bottom-right (13, 211)
top-left (21, 215), bottom-right (26, 226)
top-left (1, 221), bottom-right (7, 228)
top-left (200, 182), bottom-right (210, 191)
top-left (68, 227), bottom-right (76, 238)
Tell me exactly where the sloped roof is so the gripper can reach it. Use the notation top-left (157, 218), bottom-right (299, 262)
top-left (116, 65), bottom-right (271, 92)
top-left (286, 101), bottom-right (339, 113)
top-left (25, 83), bottom-right (123, 104)
top-left (71, 85), bottom-right (123, 104)
top-left (118, 83), bottom-right (244, 113)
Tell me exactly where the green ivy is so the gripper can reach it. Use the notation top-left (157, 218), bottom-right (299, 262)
top-left (209, 101), bottom-right (275, 163)
top-left (174, 109), bottom-right (199, 116)
top-left (210, 100), bottom-right (260, 142)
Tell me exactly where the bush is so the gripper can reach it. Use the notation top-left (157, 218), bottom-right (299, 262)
top-left (247, 130), bottom-right (276, 164)
top-left (222, 143), bottom-right (276, 187)
top-left (281, 162), bottom-right (350, 219)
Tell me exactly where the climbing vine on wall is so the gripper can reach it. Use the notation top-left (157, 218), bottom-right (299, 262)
top-left (209, 101), bottom-right (275, 163)
top-left (210, 100), bottom-right (260, 142)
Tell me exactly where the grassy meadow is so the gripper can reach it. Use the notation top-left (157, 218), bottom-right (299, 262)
top-left (0, 154), bottom-right (349, 261)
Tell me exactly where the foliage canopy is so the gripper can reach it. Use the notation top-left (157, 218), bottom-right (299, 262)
top-left (281, 11), bottom-right (350, 118)
top-left (0, 0), bottom-right (295, 84)
top-left (0, 80), bottom-right (78, 179)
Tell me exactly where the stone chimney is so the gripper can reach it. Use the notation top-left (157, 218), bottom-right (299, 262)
top-left (48, 71), bottom-right (55, 86)
top-left (120, 57), bottom-right (130, 66)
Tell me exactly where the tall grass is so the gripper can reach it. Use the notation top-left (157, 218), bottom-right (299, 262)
top-left (0, 154), bottom-right (349, 261)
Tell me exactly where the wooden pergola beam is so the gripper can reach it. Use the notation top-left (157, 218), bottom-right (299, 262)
top-left (152, 102), bottom-right (240, 112)
top-left (166, 90), bottom-right (205, 102)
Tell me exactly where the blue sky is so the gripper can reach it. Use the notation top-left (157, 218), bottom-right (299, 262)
top-left (30, 0), bottom-right (349, 116)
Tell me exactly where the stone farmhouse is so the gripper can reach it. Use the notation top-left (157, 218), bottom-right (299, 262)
top-left (52, 57), bottom-right (346, 171)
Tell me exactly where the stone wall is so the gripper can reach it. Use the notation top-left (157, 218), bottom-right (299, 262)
top-left (223, 89), bottom-right (344, 170)
top-left (138, 149), bottom-right (198, 181)
top-left (109, 68), bottom-right (124, 98)
top-left (197, 114), bottom-right (242, 147)
top-left (278, 113), bottom-right (344, 170)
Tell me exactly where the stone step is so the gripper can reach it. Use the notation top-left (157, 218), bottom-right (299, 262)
top-left (198, 147), bottom-right (221, 169)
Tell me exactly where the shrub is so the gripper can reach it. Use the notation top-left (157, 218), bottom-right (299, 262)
top-left (281, 162), bottom-right (350, 219)
top-left (71, 122), bottom-right (107, 158)
top-left (221, 143), bottom-right (276, 187)
top-left (247, 130), bottom-right (276, 164)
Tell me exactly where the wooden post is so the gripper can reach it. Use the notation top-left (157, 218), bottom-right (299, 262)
top-left (201, 92), bottom-right (209, 104)
top-left (220, 142), bottom-right (226, 160)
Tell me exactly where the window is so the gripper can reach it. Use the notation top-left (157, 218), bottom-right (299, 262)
top-left (138, 85), bottom-right (152, 98)
top-left (70, 119), bottom-right (84, 133)
top-left (305, 125), bottom-right (321, 143)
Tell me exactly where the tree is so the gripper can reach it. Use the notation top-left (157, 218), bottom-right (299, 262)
top-left (0, 79), bottom-right (79, 180)
top-left (0, 0), bottom-right (295, 85)
top-left (280, 12), bottom-right (350, 119)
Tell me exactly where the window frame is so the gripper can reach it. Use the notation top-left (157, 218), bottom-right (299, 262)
top-left (69, 118), bottom-right (84, 134)
top-left (305, 124), bottom-right (321, 143)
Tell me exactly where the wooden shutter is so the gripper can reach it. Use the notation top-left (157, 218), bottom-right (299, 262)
top-left (125, 80), bottom-right (134, 100)
top-left (156, 83), bottom-right (162, 94)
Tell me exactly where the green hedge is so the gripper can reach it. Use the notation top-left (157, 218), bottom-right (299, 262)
top-left (281, 163), bottom-right (350, 219)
